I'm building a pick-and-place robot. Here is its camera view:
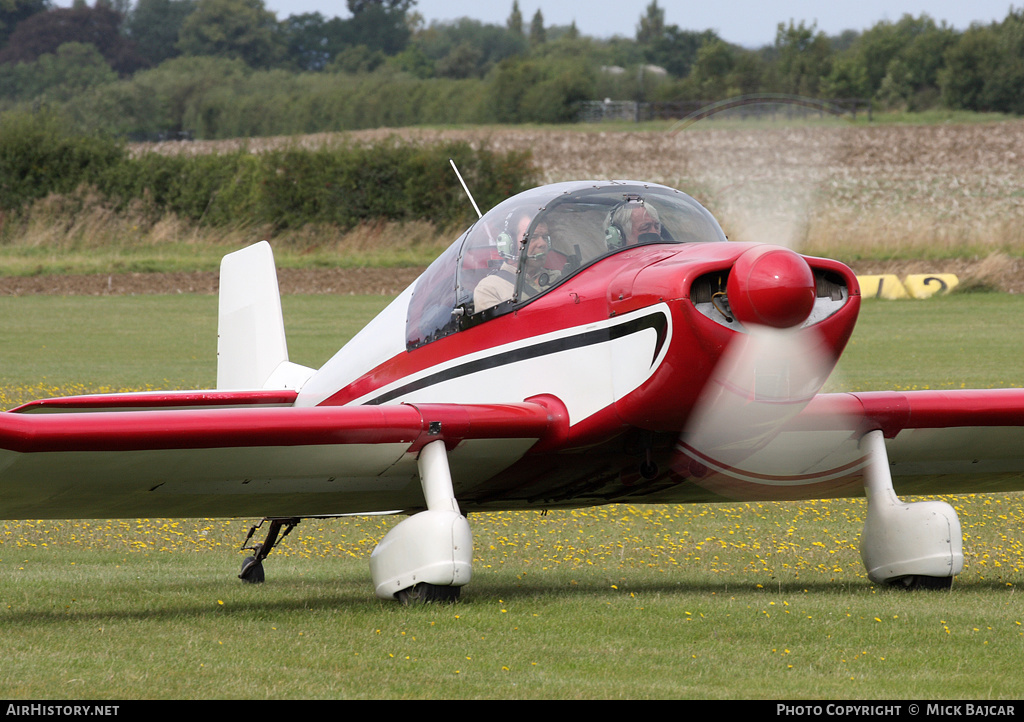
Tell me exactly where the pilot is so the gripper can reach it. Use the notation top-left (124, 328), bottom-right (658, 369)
top-left (474, 220), bottom-right (557, 312)
top-left (605, 202), bottom-right (662, 248)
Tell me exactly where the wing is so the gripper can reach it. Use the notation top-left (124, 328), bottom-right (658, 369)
top-left (678, 388), bottom-right (1024, 501)
top-left (0, 390), bottom-right (561, 520)
top-left (828, 388), bottom-right (1024, 495)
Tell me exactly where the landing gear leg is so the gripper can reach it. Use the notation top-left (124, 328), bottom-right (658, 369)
top-left (370, 440), bottom-right (472, 604)
top-left (859, 430), bottom-right (963, 588)
top-left (239, 517), bottom-right (300, 584)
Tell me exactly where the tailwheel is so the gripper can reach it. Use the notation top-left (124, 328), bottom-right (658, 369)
top-left (238, 517), bottom-right (299, 584)
top-left (396, 582), bottom-right (461, 605)
top-left (239, 548), bottom-right (266, 584)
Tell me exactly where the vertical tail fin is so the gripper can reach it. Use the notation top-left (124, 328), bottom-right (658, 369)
top-left (217, 242), bottom-right (313, 390)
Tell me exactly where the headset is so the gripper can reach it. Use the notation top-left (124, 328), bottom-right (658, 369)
top-left (604, 200), bottom-right (638, 249)
top-left (605, 198), bottom-right (663, 248)
top-left (495, 209), bottom-right (527, 259)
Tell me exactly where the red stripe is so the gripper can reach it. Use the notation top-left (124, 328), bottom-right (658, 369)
top-left (11, 390), bottom-right (298, 413)
top-left (0, 402), bottom-right (557, 454)
top-left (676, 441), bottom-right (868, 483)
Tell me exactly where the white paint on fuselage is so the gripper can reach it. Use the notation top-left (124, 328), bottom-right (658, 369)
top-left (296, 283), bottom-right (415, 408)
top-left (297, 293), bottom-right (672, 428)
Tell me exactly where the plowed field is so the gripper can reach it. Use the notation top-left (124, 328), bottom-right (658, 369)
top-left (12, 121), bottom-right (1024, 295)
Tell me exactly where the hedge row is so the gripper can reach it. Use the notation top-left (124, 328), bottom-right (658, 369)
top-left (0, 111), bottom-right (539, 229)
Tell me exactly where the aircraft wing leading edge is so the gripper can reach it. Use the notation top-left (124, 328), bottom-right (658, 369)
top-left (828, 388), bottom-right (1024, 494)
top-left (674, 388), bottom-right (1024, 503)
top-left (0, 400), bottom-right (560, 520)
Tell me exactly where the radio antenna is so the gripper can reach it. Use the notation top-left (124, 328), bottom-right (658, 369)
top-left (449, 159), bottom-right (482, 219)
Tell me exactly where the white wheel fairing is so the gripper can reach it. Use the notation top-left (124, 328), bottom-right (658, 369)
top-left (339, 305), bottom-right (672, 428)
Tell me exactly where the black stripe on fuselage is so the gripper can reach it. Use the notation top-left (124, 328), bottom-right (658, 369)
top-left (366, 310), bottom-right (669, 405)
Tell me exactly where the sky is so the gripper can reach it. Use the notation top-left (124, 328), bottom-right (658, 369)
top-left (43, 0), bottom-right (1023, 49)
top-left (257, 0), bottom-right (1022, 48)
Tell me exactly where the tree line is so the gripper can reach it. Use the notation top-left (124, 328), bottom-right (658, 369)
top-left (1, 0), bottom-right (1024, 140)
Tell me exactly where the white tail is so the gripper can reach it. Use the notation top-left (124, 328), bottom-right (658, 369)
top-left (216, 241), bottom-right (314, 390)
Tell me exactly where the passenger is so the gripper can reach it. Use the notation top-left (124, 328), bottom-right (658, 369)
top-left (605, 202), bottom-right (662, 248)
top-left (520, 223), bottom-right (560, 299)
top-left (474, 221), bottom-right (557, 311)
top-left (472, 210), bottom-right (530, 312)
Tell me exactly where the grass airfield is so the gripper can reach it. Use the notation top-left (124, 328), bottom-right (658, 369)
top-left (2, 292), bottom-right (1024, 699)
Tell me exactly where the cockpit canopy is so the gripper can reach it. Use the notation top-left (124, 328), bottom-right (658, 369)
top-left (406, 181), bottom-right (727, 349)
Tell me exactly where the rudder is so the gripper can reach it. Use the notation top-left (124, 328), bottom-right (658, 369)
top-left (217, 241), bottom-right (313, 390)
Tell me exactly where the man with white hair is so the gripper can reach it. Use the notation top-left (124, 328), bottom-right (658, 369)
top-left (605, 201), bottom-right (662, 248)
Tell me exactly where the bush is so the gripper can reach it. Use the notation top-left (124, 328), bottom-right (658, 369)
top-left (0, 111), bottom-right (540, 231)
top-left (0, 110), bottom-right (124, 211)
top-left (252, 139), bottom-right (536, 229)
top-left (98, 150), bottom-right (263, 224)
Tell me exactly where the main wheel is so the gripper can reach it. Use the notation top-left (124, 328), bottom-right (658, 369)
top-left (890, 575), bottom-right (953, 590)
top-left (396, 582), bottom-right (461, 605)
top-left (239, 556), bottom-right (265, 584)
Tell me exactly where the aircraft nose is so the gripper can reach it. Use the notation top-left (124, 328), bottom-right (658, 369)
top-left (726, 245), bottom-right (816, 329)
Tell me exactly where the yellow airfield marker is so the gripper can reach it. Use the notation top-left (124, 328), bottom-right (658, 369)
top-left (855, 273), bottom-right (960, 300)
top-left (857, 274), bottom-right (909, 300)
top-left (903, 273), bottom-right (960, 298)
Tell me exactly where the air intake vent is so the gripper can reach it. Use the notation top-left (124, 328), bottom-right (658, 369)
top-left (815, 271), bottom-right (847, 301)
top-left (690, 271), bottom-right (729, 304)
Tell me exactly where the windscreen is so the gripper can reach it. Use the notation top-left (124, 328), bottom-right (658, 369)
top-left (406, 182), bottom-right (726, 349)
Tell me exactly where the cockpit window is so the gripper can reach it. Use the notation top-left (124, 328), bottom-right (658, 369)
top-left (406, 182), bottom-right (726, 349)
top-left (405, 235), bottom-right (463, 349)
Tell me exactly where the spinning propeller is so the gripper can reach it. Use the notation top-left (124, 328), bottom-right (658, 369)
top-left (670, 105), bottom-right (872, 497)
top-left (677, 245), bottom-right (867, 498)
top-left (669, 102), bottom-right (962, 584)
top-left (675, 245), bottom-right (963, 584)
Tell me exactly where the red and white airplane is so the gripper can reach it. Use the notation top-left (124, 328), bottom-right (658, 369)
top-left (3, 179), bottom-right (1024, 602)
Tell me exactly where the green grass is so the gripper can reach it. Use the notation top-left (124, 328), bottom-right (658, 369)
top-left (0, 295), bottom-right (393, 396)
top-left (2, 292), bottom-right (1024, 699)
top-left (828, 293), bottom-right (1024, 392)
top-left (575, 109), bottom-right (1016, 133)
top-left (861, 109), bottom-right (1017, 125)
top-left (3, 504), bottom-right (1023, 699)
top-left (0, 236), bottom-right (448, 277)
